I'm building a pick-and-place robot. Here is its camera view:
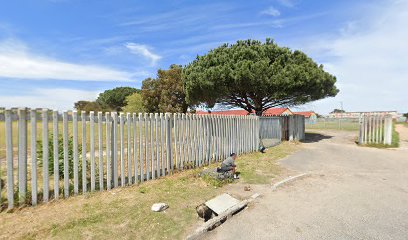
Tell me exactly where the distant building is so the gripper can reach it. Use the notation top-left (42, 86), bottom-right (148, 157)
top-left (262, 108), bottom-right (293, 116)
top-left (196, 107), bottom-right (293, 117)
top-left (295, 111), bottom-right (317, 124)
top-left (328, 111), bottom-right (399, 119)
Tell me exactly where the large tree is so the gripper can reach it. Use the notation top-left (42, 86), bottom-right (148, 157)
top-left (96, 87), bottom-right (139, 112)
top-left (123, 92), bottom-right (145, 113)
top-left (183, 39), bottom-right (339, 115)
top-left (141, 65), bottom-right (189, 113)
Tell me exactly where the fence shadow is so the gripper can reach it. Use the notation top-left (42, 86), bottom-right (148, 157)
top-left (301, 132), bottom-right (333, 143)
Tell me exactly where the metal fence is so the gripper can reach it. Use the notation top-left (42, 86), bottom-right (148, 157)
top-left (358, 114), bottom-right (393, 145)
top-left (0, 108), bottom-right (305, 210)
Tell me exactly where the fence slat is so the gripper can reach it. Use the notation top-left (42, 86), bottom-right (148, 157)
top-left (105, 112), bottom-right (111, 190)
top-left (90, 111), bottom-right (96, 191)
top-left (119, 113), bottom-right (125, 186)
top-left (81, 111), bottom-right (87, 193)
top-left (133, 113), bottom-right (138, 183)
top-left (63, 112), bottom-right (69, 198)
top-left (127, 113), bottom-right (132, 184)
top-left (6, 110), bottom-right (14, 209)
top-left (53, 111), bottom-right (59, 199)
top-left (18, 108), bottom-right (27, 204)
top-left (166, 113), bottom-right (172, 174)
top-left (139, 113), bottom-right (145, 182)
top-left (98, 112), bottom-right (104, 190)
top-left (145, 113), bottom-right (150, 180)
top-left (112, 112), bottom-right (118, 188)
top-left (42, 109), bottom-right (49, 202)
top-left (30, 110), bottom-right (38, 205)
top-left (73, 111), bottom-right (79, 194)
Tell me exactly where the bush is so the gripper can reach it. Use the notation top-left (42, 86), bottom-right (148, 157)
top-left (37, 134), bottom-right (82, 179)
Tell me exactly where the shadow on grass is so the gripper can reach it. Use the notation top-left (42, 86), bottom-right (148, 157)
top-left (301, 133), bottom-right (333, 143)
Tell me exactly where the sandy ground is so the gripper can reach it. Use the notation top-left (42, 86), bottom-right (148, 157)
top-left (203, 128), bottom-right (408, 240)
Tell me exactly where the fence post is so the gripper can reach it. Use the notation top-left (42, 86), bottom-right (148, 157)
top-left (384, 116), bottom-right (392, 145)
top-left (73, 111), bottom-right (79, 194)
top-left (63, 111), bottom-right (69, 198)
top-left (30, 109), bottom-right (37, 206)
top-left (133, 113), bottom-right (138, 183)
top-left (112, 112), bottom-right (118, 187)
top-left (81, 111), bottom-right (87, 193)
top-left (52, 110), bottom-right (59, 199)
top-left (98, 112), bottom-right (104, 190)
top-left (119, 113), bottom-right (125, 186)
top-left (139, 113), bottom-right (144, 182)
top-left (166, 113), bottom-right (173, 174)
top-left (106, 112), bottom-right (111, 190)
top-left (42, 109), bottom-right (49, 202)
top-left (6, 110), bottom-right (14, 209)
top-left (90, 111), bottom-right (96, 191)
top-left (18, 108), bottom-right (28, 204)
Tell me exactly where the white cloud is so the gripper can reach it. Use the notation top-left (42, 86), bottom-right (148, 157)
top-left (0, 88), bottom-right (100, 110)
top-left (297, 0), bottom-right (408, 114)
top-left (125, 42), bottom-right (161, 66)
top-left (0, 39), bottom-right (137, 81)
top-left (261, 6), bottom-right (281, 17)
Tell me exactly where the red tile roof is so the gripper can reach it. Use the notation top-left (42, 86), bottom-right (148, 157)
top-left (294, 111), bottom-right (316, 118)
top-left (262, 108), bottom-right (292, 116)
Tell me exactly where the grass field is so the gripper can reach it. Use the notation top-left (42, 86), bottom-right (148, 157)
top-left (306, 120), bottom-right (360, 131)
top-left (0, 142), bottom-right (300, 240)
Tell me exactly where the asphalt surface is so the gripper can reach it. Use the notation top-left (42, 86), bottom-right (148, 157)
top-left (203, 129), bottom-right (408, 240)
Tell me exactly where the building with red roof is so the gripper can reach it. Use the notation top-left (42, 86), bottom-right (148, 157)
top-left (294, 111), bottom-right (317, 123)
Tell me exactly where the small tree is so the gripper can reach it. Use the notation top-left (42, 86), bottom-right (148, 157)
top-left (141, 65), bottom-right (189, 113)
top-left (37, 134), bottom-right (82, 179)
top-left (96, 87), bottom-right (139, 112)
top-left (123, 92), bottom-right (146, 113)
top-left (183, 39), bottom-right (339, 116)
top-left (403, 113), bottom-right (408, 118)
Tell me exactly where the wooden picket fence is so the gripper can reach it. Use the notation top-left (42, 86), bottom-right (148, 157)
top-left (0, 108), bottom-right (305, 210)
top-left (358, 114), bottom-right (393, 145)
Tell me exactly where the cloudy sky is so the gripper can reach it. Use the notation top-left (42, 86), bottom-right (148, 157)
top-left (0, 0), bottom-right (406, 114)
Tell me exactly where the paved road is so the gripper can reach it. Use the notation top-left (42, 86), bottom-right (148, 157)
top-left (204, 129), bottom-right (408, 240)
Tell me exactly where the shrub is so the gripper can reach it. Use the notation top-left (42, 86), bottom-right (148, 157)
top-left (37, 134), bottom-right (82, 179)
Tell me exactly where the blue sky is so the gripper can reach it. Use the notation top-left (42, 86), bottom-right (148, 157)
top-left (0, 0), bottom-right (406, 114)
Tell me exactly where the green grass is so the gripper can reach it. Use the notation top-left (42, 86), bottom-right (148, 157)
top-left (0, 143), bottom-right (300, 240)
top-left (306, 121), bottom-right (360, 131)
top-left (237, 142), bottom-right (300, 184)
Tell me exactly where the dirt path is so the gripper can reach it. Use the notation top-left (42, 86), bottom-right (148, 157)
top-left (396, 124), bottom-right (408, 149)
top-left (204, 130), bottom-right (408, 240)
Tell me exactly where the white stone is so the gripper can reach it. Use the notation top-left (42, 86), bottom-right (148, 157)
top-left (151, 203), bottom-right (169, 212)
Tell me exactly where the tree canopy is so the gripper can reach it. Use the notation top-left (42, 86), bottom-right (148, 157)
top-left (123, 92), bottom-right (145, 113)
top-left (74, 100), bottom-right (103, 112)
top-left (331, 109), bottom-right (346, 113)
top-left (141, 65), bottom-right (189, 113)
top-left (183, 39), bottom-right (339, 115)
top-left (96, 87), bottom-right (139, 112)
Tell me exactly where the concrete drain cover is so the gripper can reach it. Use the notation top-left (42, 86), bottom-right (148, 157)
top-left (205, 193), bottom-right (240, 215)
